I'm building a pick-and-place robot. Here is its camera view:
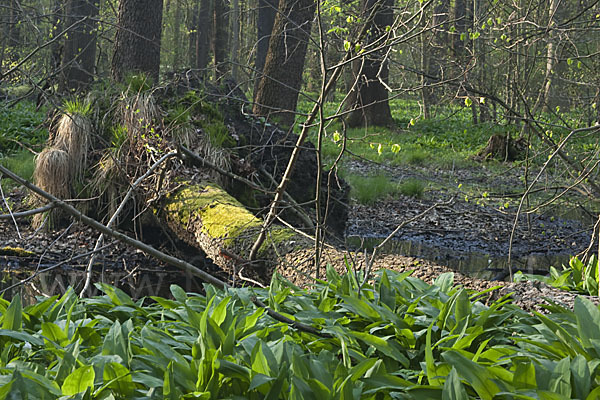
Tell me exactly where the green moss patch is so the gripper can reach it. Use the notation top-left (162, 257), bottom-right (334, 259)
top-left (165, 183), bottom-right (261, 244)
top-left (0, 246), bottom-right (35, 257)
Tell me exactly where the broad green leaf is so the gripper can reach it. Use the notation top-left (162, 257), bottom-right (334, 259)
top-left (349, 331), bottom-right (409, 367)
top-left (442, 350), bottom-right (500, 400)
top-left (0, 329), bottom-right (44, 346)
top-left (570, 355), bottom-right (590, 399)
top-left (513, 360), bottom-right (536, 389)
top-left (574, 297), bottom-right (600, 347)
top-left (102, 320), bottom-right (128, 363)
top-left (61, 365), bottom-right (94, 395)
top-left (425, 324), bottom-right (443, 386)
top-left (2, 295), bottom-right (22, 331)
top-left (42, 321), bottom-right (68, 346)
top-left (442, 368), bottom-right (468, 400)
top-left (170, 285), bottom-right (188, 303)
top-left (548, 357), bottom-right (571, 397)
top-left (102, 362), bottom-right (133, 397)
top-left (434, 273), bottom-right (454, 294)
top-left (164, 361), bottom-right (180, 400)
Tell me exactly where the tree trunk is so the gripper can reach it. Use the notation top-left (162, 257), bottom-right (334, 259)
top-left (213, 0), bottom-right (229, 80)
top-left (188, 0), bottom-right (198, 68)
top-left (252, 0), bottom-right (316, 127)
top-left (172, 0), bottom-right (182, 70)
top-left (253, 0), bottom-right (278, 98)
top-left (231, 0), bottom-right (240, 81)
top-left (345, 0), bottom-right (394, 128)
top-left (59, 0), bottom-right (99, 92)
top-left (196, 0), bottom-right (211, 72)
top-left (111, 0), bottom-right (164, 82)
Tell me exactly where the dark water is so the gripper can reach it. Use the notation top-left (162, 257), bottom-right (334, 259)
top-left (345, 235), bottom-right (575, 280)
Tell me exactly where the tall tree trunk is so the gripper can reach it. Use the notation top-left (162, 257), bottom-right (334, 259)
top-left (59, 0), bottom-right (100, 92)
top-left (213, 0), bottom-right (229, 80)
top-left (423, 0), bottom-right (449, 112)
top-left (345, 0), bottom-right (394, 128)
top-left (253, 0), bottom-right (278, 98)
top-left (196, 0), bottom-right (211, 73)
top-left (188, 0), bottom-right (199, 68)
top-left (111, 0), bottom-right (164, 83)
top-left (231, 0), bottom-right (240, 81)
top-left (252, 0), bottom-right (316, 127)
top-left (172, 0), bottom-right (182, 70)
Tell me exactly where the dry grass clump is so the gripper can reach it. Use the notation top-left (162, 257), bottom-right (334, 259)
top-left (53, 113), bottom-right (92, 181)
top-left (31, 147), bottom-right (71, 229)
top-left (91, 149), bottom-right (127, 222)
top-left (118, 92), bottom-right (159, 147)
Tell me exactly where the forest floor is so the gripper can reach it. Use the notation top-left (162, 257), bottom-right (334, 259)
top-left (1, 154), bottom-right (597, 311)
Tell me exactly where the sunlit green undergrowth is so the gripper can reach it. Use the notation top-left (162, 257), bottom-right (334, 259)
top-left (2, 269), bottom-right (600, 398)
top-left (516, 255), bottom-right (600, 296)
top-left (345, 173), bottom-right (399, 204)
top-left (0, 100), bottom-right (47, 157)
top-left (0, 150), bottom-right (35, 190)
top-left (297, 95), bottom-right (596, 173)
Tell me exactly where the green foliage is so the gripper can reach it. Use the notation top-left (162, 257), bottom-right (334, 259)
top-left (109, 124), bottom-right (128, 148)
top-left (2, 271), bottom-right (600, 398)
top-left (516, 255), bottom-right (600, 296)
top-left (62, 98), bottom-right (92, 117)
top-left (124, 73), bottom-right (153, 92)
top-left (346, 173), bottom-right (400, 204)
top-left (0, 101), bottom-right (48, 157)
top-left (404, 149), bottom-right (429, 165)
top-left (398, 178), bottom-right (425, 198)
top-left (0, 150), bottom-right (35, 190)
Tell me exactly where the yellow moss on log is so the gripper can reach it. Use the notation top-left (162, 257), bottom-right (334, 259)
top-left (165, 183), bottom-right (261, 245)
top-left (0, 247), bottom-right (35, 257)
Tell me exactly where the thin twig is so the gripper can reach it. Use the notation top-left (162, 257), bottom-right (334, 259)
top-left (0, 203), bottom-right (56, 220)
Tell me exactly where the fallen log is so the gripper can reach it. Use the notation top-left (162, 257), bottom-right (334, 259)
top-left (162, 178), bottom-right (312, 282)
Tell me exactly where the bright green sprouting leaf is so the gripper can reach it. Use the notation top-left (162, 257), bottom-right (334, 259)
top-left (377, 143), bottom-right (383, 156)
top-left (2, 295), bottom-right (22, 331)
top-left (513, 360), bottom-right (536, 389)
top-left (61, 365), bottom-right (94, 395)
top-left (332, 131), bottom-right (342, 142)
top-left (391, 143), bottom-right (401, 153)
top-left (460, 33), bottom-right (466, 41)
top-left (479, 97), bottom-right (485, 104)
top-left (577, 61), bottom-right (582, 69)
top-left (464, 98), bottom-right (473, 107)
top-left (344, 40), bottom-right (351, 52)
top-left (442, 351), bottom-right (499, 399)
top-left (442, 368), bottom-right (468, 400)
top-left (42, 322), bottom-right (68, 346)
top-left (567, 58), bottom-right (574, 65)
top-left (410, 118), bottom-right (416, 126)
top-left (571, 355), bottom-right (591, 399)
top-left (102, 362), bottom-right (133, 397)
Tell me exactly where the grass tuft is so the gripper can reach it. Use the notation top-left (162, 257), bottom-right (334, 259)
top-left (346, 173), bottom-right (397, 205)
top-left (398, 179), bottom-right (425, 198)
top-left (0, 150), bottom-right (35, 190)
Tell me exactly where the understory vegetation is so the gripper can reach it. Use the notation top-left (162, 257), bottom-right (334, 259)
top-left (2, 269), bottom-right (600, 399)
